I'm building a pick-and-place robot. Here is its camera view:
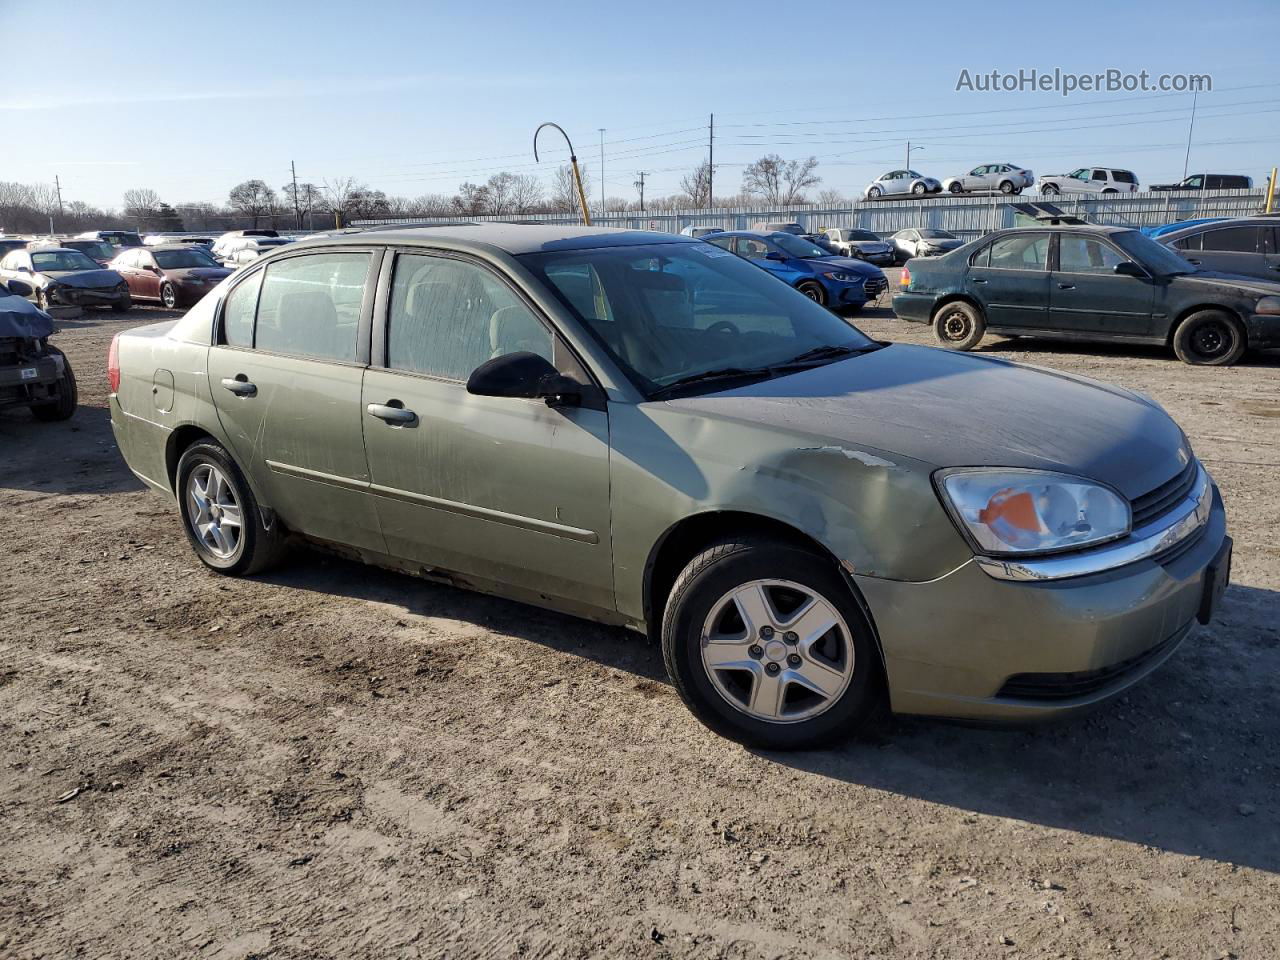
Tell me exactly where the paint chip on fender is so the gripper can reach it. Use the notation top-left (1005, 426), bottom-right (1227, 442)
top-left (799, 446), bottom-right (896, 468)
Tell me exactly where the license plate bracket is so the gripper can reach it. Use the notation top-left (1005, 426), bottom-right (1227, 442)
top-left (1197, 536), bottom-right (1232, 625)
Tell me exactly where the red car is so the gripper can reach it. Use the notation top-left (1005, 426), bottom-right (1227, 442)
top-left (110, 244), bottom-right (232, 309)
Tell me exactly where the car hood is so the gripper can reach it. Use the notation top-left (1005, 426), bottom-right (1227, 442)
top-left (167, 266), bottom-right (233, 282)
top-left (665, 344), bottom-right (1187, 499)
top-left (0, 292), bottom-right (54, 338)
top-left (43, 268), bottom-right (123, 288)
top-left (1173, 269), bottom-right (1280, 297)
top-left (806, 256), bottom-right (883, 276)
top-left (920, 238), bottom-right (964, 249)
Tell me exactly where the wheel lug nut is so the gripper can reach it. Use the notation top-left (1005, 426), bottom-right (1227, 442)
top-left (765, 662), bottom-right (780, 675)
top-left (784, 631), bottom-right (798, 644)
top-left (760, 626), bottom-right (774, 639)
top-left (787, 654), bottom-right (802, 668)
top-left (748, 645), bottom-right (763, 658)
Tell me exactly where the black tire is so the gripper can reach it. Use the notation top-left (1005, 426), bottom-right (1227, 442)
top-left (948, 182), bottom-right (964, 194)
top-left (30, 347), bottom-right (77, 422)
top-left (661, 537), bottom-right (882, 749)
top-left (999, 180), bottom-right (1015, 194)
top-left (1101, 188), bottom-right (1117, 195)
top-left (1041, 183), bottom-right (1060, 196)
top-left (176, 440), bottom-right (287, 576)
top-left (160, 282), bottom-right (177, 310)
top-left (797, 281), bottom-right (827, 306)
top-left (111, 291), bottom-right (132, 313)
top-left (1171, 309), bottom-right (1246, 366)
top-left (933, 300), bottom-right (986, 351)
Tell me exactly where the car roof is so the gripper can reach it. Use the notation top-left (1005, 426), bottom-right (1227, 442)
top-left (146, 243), bottom-right (218, 252)
top-left (1156, 217), bottom-right (1273, 238)
top-left (711, 230), bottom-right (788, 239)
top-left (296, 223), bottom-right (698, 256)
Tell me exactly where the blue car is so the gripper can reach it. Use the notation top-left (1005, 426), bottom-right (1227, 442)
top-left (705, 231), bottom-right (888, 311)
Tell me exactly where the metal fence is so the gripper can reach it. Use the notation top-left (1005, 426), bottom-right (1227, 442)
top-left (355, 189), bottom-right (1273, 240)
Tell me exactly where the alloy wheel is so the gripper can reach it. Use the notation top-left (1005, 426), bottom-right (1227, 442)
top-left (187, 463), bottom-right (243, 559)
top-left (700, 579), bottom-right (855, 723)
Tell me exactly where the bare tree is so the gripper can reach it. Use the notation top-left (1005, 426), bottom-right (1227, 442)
top-left (679, 160), bottom-right (713, 208)
top-left (741, 154), bottom-right (821, 205)
top-left (452, 182), bottom-right (491, 216)
top-left (228, 180), bottom-right (276, 228)
top-left (409, 194), bottom-right (454, 217)
top-left (549, 164), bottom-right (592, 215)
top-left (816, 188), bottom-right (847, 207)
top-left (320, 177), bottom-right (360, 227)
top-left (484, 172), bottom-right (517, 215)
top-left (508, 174), bottom-right (543, 214)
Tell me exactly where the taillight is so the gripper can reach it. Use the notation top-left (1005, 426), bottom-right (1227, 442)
top-left (900, 264), bottom-right (911, 288)
top-left (107, 334), bottom-right (121, 393)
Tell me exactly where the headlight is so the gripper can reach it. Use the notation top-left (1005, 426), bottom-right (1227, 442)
top-left (936, 469), bottom-right (1131, 556)
top-left (1256, 296), bottom-right (1280, 316)
top-left (824, 272), bottom-right (863, 282)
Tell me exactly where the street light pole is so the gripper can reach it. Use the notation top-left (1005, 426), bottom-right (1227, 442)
top-left (1182, 90), bottom-right (1198, 180)
top-left (598, 128), bottom-right (606, 217)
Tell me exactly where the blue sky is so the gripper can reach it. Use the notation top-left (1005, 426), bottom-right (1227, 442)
top-left (3, 0), bottom-right (1277, 211)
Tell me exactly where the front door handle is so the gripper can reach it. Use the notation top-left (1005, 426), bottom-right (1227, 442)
top-left (220, 376), bottom-right (256, 397)
top-left (1187, 259), bottom-right (1202, 265)
top-left (1057, 283), bottom-right (1075, 290)
top-left (970, 277), bottom-right (988, 283)
top-left (366, 402), bottom-right (417, 425)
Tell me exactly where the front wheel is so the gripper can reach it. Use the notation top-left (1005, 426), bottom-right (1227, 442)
top-left (912, 182), bottom-right (927, 196)
top-left (176, 440), bottom-right (287, 575)
top-left (867, 186), bottom-right (882, 200)
top-left (160, 282), bottom-right (178, 309)
top-left (30, 347), bottom-right (77, 422)
top-left (1172, 310), bottom-right (1246, 366)
top-left (797, 281), bottom-right (827, 306)
top-left (933, 301), bottom-right (986, 351)
top-left (1041, 183), bottom-right (1059, 196)
top-left (111, 291), bottom-right (132, 313)
top-left (661, 538), bottom-right (882, 749)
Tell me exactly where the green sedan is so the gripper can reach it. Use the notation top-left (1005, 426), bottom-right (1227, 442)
top-left (108, 225), bottom-right (1230, 749)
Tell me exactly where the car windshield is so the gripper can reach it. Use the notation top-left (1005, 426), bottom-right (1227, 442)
top-left (918, 230), bottom-right (956, 240)
top-left (521, 242), bottom-right (879, 398)
top-left (1111, 229), bottom-right (1197, 276)
top-left (32, 250), bottom-right (99, 272)
top-left (75, 242), bottom-right (115, 260)
top-left (771, 234), bottom-right (831, 258)
top-left (154, 249), bottom-right (219, 269)
top-left (846, 230), bottom-right (879, 241)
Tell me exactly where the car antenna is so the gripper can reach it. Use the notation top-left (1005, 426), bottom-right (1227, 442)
top-left (534, 122), bottom-right (592, 227)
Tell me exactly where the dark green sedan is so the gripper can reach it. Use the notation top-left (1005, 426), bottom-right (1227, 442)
top-left (893, 224), bottom-right (1280, 365)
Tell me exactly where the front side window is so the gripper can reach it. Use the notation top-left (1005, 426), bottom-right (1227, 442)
top-left (737, 237), bottom-right (771, 258)
top-left (1200, 226), bottom-right (1259, 253)
top-left (1058, 235), bottom-right (1126, 274)
top-left (771, 234), bottom-right (829, 259)
top-left (1184, 176), bottom-right (1204, 188)
top-left (988, 234), bottom-right (1049, 270)
top-left (523, 241), bottom-right (877, 396)
top-left (254, 252), bottom-right (369, 362)
top-left (387, 253), bottom-right (551, 380)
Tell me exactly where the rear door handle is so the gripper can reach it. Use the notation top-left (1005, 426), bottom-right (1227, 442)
top-left (220, 376), bottom-right (256, 397)
top-left (1057, 283), bottom-right (1075, 290)
top-left (366, 402), bottom-right (417, 425)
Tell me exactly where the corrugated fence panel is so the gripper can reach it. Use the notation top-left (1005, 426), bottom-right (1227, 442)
top-left (355, 189), bottom-right (1273, 239)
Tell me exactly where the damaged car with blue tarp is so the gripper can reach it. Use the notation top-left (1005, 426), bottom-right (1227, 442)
top-left (0, 279), bottom-right (77, 421)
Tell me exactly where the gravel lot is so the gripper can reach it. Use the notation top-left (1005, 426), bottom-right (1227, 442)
top-left (3, 280), bottom-right (1278, 959)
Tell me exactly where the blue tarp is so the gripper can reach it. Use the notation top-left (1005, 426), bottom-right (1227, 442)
top-left (0, 290), bottom-right (54, 339)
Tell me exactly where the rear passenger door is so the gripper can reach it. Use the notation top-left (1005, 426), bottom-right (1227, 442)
top-left (359, 250), bottom-right (614, 613)
top-left (965, 232), bottom-right (1050, 329)
top-left (1191, 225), bottom-right (1266, 279)
top-left (207, 247), bottom-right (386, 553)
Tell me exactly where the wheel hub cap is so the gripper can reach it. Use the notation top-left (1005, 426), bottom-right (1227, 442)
top-left (700, 579), bottom-right (855, 724)
top-left (187, 463), bottom-right (243, 560)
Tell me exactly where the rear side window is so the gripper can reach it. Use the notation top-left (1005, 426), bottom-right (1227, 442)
top-left (1201, 227), bottom-right (1259, 253)
top-left (387, 253), bottom-right (551, 380)
top-left (222, 271), bottom-right (262, 347)
top-left (989, 234), bottom-right (1049, 270)
top-left (969, 243), bottom-right (991, 268)
top-left (1173, 234), bottom-right (1202, 252)
top-left (1265, 228), bottom-right (1278, 255)
top-left (254, 252), bottom-right (370, 362)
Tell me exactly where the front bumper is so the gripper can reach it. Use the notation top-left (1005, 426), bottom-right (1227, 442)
top-left (0, 353), bottom-right (64, 408)
top-left (854, 485), bottom-right (1228, 722)
top-left (824, 274), bottom-right (887, 307)
top-left (1244, 312), bottom-right (1280, 349)
top-left (49, 285), bottom-right (128, 307)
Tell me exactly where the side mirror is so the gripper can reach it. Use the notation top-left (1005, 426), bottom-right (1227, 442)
top-left (18, 266), bottom-right (31, 273)
top-left (765, 251), bottom-right (786, 261)
top-left (5, 279), bottom-right (34, 297)
top-left (1113, 261), bottom-right (1147, 278)
top-left (466, 351), bottom-right (581, 408)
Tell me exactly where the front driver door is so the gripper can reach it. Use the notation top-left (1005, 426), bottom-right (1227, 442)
top-left (1049, 233), bottom-right (1154, 336)
top-left (359, 250), bottom-right (614, 614)
top-left (207, 248), bottom-right (386, 553)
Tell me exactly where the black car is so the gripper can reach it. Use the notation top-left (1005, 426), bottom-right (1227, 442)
top-left (892, 225), bottom-right (1280, 365)
top-left (1149, 174), bottom-right (1253, 191)
top-left (1158, 217), bottom-right (1280, 284)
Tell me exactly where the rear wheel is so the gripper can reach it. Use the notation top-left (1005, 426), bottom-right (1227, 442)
top-left (30, 347), bottom-right (77, 422)
top-left (176, 440), bottom-right (287, 575)
top-left (948, 182), bottom-right (964, 194)
top-left (999, 180), bottom-right (1015, 194)
top-left (1172, 310), bottom-right (1246, 366)
top-left (797, 281), bottom-right (826, 306)
top-left (933, 301), bottom-right (986, 351)
top-left (661, 537), bottom-right (882, 749)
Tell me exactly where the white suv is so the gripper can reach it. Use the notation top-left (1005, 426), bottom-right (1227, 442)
top-left (1037, 167), bottom-right (1139, 196)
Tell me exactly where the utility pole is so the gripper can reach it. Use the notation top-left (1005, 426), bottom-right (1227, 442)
top-left (304, 184), bottom-right (314, 231)
top-left (905, 140), bottom-right (910, 170)
top-left (634, 171), bottom-right (648, 213)
top-left (290, 161), bottom-right (302, 229)
top-left (1182, 90), bottom-right (1198, 179)
top-left (598, 128), bottom-right (606, 217)
top-left (708, 113), bottom-right (714, 209)
top-left (54, 175), bottom-right (64, 219)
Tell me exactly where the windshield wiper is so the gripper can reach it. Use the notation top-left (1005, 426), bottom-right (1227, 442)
top-left (772, 343), bottom-right (881, 369)
top-left (649, 366), bottom-right (775, 399)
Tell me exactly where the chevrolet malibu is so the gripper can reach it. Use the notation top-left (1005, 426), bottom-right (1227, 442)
top-left (108, 225), bottom-right (1231, 749)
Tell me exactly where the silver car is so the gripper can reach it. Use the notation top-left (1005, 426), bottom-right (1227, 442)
top-left (889, 228), bottom-right (964, 262)
top-left (942, 163), bottom-right (1034, 195)
top-left (1160, 218), bottom-right (1280, 282)
top-left (863, 170), bottom-right (942, 200)
top-left (1037, 167), bottom-right (1140, 196)
top-left (823, 228), bottom-right (895, 265)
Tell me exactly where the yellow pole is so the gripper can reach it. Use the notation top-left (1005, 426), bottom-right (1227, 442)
top-left (571, 158), bottom-right (592, 226)
top-left (1265, 167), bottom-right (1277, 214)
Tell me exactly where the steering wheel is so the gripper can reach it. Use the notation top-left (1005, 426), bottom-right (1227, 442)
top-left (705, 320), bottom-right (740, 336)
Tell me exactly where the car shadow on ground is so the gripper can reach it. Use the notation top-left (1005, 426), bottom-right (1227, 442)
top-left (0, 406), bottom-right (144, 496)
top-left (974, 337), bottom-right (1280, 367)
top-left (267, 543), bottom-right (1280, 874)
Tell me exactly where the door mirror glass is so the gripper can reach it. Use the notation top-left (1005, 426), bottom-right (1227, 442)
top-left (765, 251), bottom-right (786, 261)
top-left (1113, 261), bottom-right (1146, 278)
top-left (5, 279), bottom-right (33, 297)
top-left (466, 351), bottom-right (581, 407)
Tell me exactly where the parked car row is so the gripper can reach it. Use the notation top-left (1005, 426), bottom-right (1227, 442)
top-left (862, 164), bottom-right (1256, 201)
top-left (893, 220), bottom-right (1280, 366)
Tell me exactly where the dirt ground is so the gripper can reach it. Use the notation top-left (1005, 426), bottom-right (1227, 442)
top-left (3, 281), bottom-right (1279, 960)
